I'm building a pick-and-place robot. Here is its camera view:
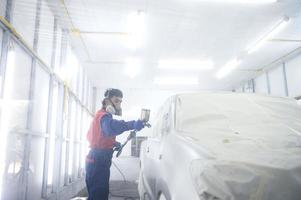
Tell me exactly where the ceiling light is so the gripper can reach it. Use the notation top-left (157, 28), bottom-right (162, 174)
top-left (216, 58), bottom-right (241, 79)
top-left (125, 58), bottom-right (141, 78)
top-left (154, 76), bottom-right (199, 85)
top-left (247, 17), bottom-right (289, 54)
top-left (158, 60), bottom-right (214, 71)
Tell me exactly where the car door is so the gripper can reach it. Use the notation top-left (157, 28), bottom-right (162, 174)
top-left (142, 98), bottom-right (173, 198)
top-left (154, 98), bottom-right (175, 199)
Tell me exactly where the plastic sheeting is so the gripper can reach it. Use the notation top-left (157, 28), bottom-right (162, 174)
top-left (12, 0), bottom-right (37, 48)
top-left (0, 0), bottom-right (6, 17)
top-left (26, 65), bottom-right (50, 199)
top-left (176, 93), bottom-right (301, 199)
top-left (31, 65), bottom-right (50, 133)
top-left (1, 43), bottom-right (32, 199)
top-left (37, 0), bottom-right (54, 66)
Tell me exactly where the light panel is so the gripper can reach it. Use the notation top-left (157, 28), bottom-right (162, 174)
top-left (216, 58), bottom-right (241, 79)
top-left (158, 60), bottom-right (214, 71)
top-left (247, 17), bottom-right (289, 54)
top-left (154, 76), bottom-right (199, 85)
top-left (124, 58), bottom-right (141, 78)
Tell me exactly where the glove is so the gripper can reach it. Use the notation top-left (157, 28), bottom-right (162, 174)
top-left (113, 141), bottom-right (122, 151)
top-left (133, 120), bottom-right (145, 131)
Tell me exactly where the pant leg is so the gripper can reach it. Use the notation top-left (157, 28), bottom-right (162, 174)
top-left (86, 149), bottom-right (113, 200)
top-left (86, 151), bottom-right (96, 200)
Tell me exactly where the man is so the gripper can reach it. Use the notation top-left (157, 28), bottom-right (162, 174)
top-left (85, 88), bottom-right (145, 200)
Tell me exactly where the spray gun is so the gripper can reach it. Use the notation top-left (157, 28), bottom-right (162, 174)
top-left (115, 109), bottom-right (151, 157)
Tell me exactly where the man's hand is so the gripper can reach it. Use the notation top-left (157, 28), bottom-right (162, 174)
top-left (133, 120), bottom-right (145, 131)
top-left (113, 141), bottom-right (122, 151)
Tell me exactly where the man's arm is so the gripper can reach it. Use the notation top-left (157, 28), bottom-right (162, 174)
top-left (101, 114), bottom-right (135, 137)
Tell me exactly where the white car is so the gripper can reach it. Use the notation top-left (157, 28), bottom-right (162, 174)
top-left (138, 93), bottom-right (301, 200)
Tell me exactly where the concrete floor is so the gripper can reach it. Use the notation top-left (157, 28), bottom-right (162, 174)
top-left (71, 156), bottom-right (140, 200)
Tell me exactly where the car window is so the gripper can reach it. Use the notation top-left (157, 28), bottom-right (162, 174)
top-left (161, 98), bottom-right (173, 136)
top-left (152, 98), bottom-right (172, 138)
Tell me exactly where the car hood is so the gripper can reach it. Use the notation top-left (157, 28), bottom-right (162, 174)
top-left (180, 124), bottom-right (301, 200)
top-left (180, 122), bottom-right (301, 169)
top-left (190, 158), bottom-right (301, 200)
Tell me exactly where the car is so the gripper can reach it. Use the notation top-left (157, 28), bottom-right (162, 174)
top-left (138, 92), bottom-right (301, 200)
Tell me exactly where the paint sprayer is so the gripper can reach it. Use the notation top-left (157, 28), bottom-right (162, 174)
top-left (115, 109), bottom-right (151, 157)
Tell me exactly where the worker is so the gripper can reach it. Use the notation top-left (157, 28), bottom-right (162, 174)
top-left (85, 88), bottom-right (145, 200)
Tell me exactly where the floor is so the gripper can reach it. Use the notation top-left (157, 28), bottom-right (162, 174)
top-left (71, 156), bottom-right (141, 200)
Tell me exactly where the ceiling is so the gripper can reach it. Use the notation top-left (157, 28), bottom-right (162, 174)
top-left (49, 0), bottom-right (301, 91)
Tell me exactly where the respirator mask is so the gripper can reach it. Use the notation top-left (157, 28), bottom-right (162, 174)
top-left (106, 100), bottom-right (122, 116)
top-left (104, 88), bottom-right (123, 116)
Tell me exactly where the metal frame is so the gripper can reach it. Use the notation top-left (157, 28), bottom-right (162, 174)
top-left (244, 59), bottom-right (296, 97)
top-left (53, 82), bottom-right (65, 199)
top-left (0, 1), bottom-right (93, 200)
top-left (72, 102), bottom-right (79, 181)
top-left (0, 0), bottom-right (13, 98)
top-left (0, 26), bottom-right (9, 99)
top-left (251, 79), bottom-right (255, 93)
top-left (41, 14), bottom-right (57, 198)
top-left (21, 0), bottom-right (42, 198)
top-left (265, 71), bottom-right (271, 94)
top-left (64, 91), bottom-right (73, 185)
top-left (78, 106), bottom-right (84, 178)
top-left (282, 62), bottom-right (289, 97)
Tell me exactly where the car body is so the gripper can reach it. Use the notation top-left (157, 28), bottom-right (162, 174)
top-left (138, 93), bottom-right (301, 200)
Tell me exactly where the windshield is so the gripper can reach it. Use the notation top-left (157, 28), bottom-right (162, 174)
top-left (176, 93), bottom-right (301, 135)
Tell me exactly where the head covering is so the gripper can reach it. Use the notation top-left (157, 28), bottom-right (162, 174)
top-left (104, 88), bottom-right (123, 99)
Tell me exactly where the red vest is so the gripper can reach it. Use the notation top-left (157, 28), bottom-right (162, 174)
top-left (87, 109), bottom-right (116, 149)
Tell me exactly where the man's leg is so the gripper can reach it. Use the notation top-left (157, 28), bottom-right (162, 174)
top-left (92, 153), bottom-right (112, 200)
top-left (85, 152), bottom-right (96, 200)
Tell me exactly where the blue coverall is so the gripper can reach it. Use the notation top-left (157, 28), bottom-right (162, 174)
top-left (85, 113), bottom-right (135, 200)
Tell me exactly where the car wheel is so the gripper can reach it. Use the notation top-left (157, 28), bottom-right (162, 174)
top-left (158, 193), bottom-right (167, 200)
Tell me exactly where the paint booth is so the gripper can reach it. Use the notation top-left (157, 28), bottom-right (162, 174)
top-left (0, 0), bottom-right (301, 199)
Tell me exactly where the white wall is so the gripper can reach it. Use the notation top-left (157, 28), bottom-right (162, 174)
top-left (254, 73), bottom-right (268, 94)
top-left (239, 53), bottom-right (301, 98)
top-left (269, 65), bottom-right (286, 97)
top-left (286, 55), bottom-right (301, 97)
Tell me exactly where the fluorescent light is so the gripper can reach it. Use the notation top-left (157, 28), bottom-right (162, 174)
top-left (127, 11), bottom-right (145, 35)
top-left (158, 60), bottom-right (214, 71)
top-left (216, 58), bottom-right (241, 79)
top-left (247, 17), bottom-right (289, 54)
top-left (126, 11), bottom-right (145, 49)
top-left (154, 76), bottom-right (199, 85)
top-left (125, 58), bottom-right (141, 78)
